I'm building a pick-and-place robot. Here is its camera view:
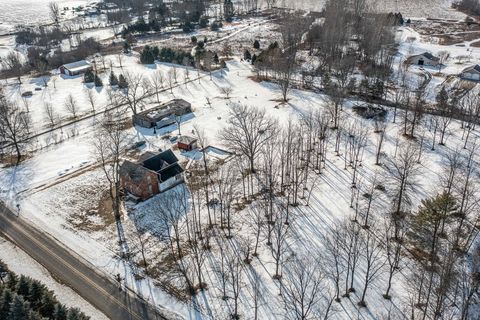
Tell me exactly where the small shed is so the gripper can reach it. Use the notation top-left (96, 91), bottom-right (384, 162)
top-left (408, 52), bottom-right (440, 67)
top-left (460, 65), bottom-right (480, 81)
top-left (177, 136), bottom-right (198, 151)
top-left (60, 60), bottom-right (92, 76)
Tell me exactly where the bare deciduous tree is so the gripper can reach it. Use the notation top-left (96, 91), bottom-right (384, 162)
top-left (120, 72), bottom-right (151, 114)
top-left (64, 94), bottom-right (78, 119)
top-left (282, 256), bottom-right (325, 320)
top-left (220, 103), bottom-right (277, 173)
top-left (92, 111), bottom-right (129, 247)
top-left (49, 1), bottom-right (61, 24)
top-left (358, 228), bottom-right (385, 307)
top-left (43, 102), bottom-right (57, 127)
top-left (0, 92), bottom-right (31, 163)
top-left (85, 89), bottom-right (96, 113)
top-left (385, 143), bottom-right (422, 239)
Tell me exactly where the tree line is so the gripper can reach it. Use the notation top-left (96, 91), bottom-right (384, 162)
top-left (0, 260), bottom-right (90, 320)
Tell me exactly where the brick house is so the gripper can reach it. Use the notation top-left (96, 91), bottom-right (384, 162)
top-left (120, 150), bottom-right (184, 200)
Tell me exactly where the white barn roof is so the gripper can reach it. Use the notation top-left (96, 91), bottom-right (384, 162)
top-left (62, 60), bottom-right (91, 72)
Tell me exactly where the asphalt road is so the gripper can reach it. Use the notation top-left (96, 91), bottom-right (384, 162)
top-left (0, 201), bottom-right (169, 320)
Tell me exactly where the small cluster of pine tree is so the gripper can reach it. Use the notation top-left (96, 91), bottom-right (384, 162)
top-left (109, 71), bottom-right (127, 89)
top-left (139, 45), bottom-right (194, 66)
top-left (121, 18), bottom-right (161, 37)
top-left (0, 261), bottom-right (90, 320)
top-left (84, 70), bottom-right (103, 87)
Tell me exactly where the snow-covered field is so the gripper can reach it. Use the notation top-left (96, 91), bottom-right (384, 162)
top-left (0, 52), bottom-right (478, 318)
top-left (1, 1), bottom-right (479, 319)
top-left (0, 236), bottom-right (109, 320)
top-left (283, 0), bottom-right (465, 20)
top-left (0, 0), bottom-right (92, 34)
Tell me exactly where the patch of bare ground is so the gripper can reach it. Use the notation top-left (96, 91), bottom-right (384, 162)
top-left (0, 153), bottom-right (32, 167)
top-left (68, 188), bottom-right (115, 231)
top-left (149, 248), bottom-right (193, 302)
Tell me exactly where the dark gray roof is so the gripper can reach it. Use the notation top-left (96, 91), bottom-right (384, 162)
top-left (122, 149), bottom-right (183, 185)
top-left (462, 64), bottom-right (480, 73)
top-left (159, 163), bottom-right (184, 182)
top-left (143, 150), bottom-right (178, 172)
top-left (421, 52), bottom-right (439, 61)
top-left (138, 151), bottom-right (157, 163)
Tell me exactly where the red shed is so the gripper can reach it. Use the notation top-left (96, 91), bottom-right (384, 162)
top-left (177, 136), bottom-right (198, 151)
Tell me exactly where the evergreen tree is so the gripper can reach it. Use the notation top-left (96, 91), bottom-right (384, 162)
top-left (6, 274), bottom-right (18, 292)
top-left (27, 281), bottom-right (44, 310)
top-left (413, 192), bottom-right (459, 261)
top-left (152, 46), bottom-right (160, 59)
top-left (84, 70), bottom-right (94, 83)
top-left (118, 74), bottom-right (128, 89)
top-left (253, 40), bottom-right (260, 49)
top-left (54, 303), bottom-right (68, 320)
top-left (9, 294), bottom-right (29, 320)
top-left (0, 261), bottom-right (8, 284)
top-left (123, 41), bottom-right (130, 54)
top-left (244, 49), bottom-right (252, 61)
top-left (436, 86), bottom-right (449, 110)
top-left (0, 288), bottom-right (13, 319)
top-left (140, 46), bottom-right (155, 64)
top-left (16, 276), bottom-right (30, 297)
top-left (109, 72), bottom-right (119, 86)
top-left (191, 36), bottom-right (197, 44)
top-left (199, 16), bottom-right (208, 28)
top-left (182, 21), bottom-right (193, 33)
top-left (224, 0), bottom-right (234, 22)
top-left (213, 53), bottom-right (219, 65)
top-left (67, 307), bottom-right (89, 320)
top-left (94, 74), bottom-right (103, 87)
top-left (28, 310), bottom-right (43, 320)
top-left (251, 54), bottom-right (257, 65)
top-left (210, 21), bottom-right (222, 31)
top-left (39, 292), bottom-right (56, 319)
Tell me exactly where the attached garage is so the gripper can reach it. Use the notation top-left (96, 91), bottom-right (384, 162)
top-left (460, 65), bottom-right (480, 81)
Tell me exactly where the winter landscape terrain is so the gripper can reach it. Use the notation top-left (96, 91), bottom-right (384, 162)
top-left (1, 0), bottom-right (480, 320)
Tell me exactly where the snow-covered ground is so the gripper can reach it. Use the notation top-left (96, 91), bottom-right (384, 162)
top-left (0, 1), bottom-right (479, 319)
top-left (283, 0), bottom-right (465, 20)
top-left (1, 53), bottom-right (478, 318)
top-left (0, 236), bottom-right (109, 320)
top-left (0, 0), bottom-right (93, 34)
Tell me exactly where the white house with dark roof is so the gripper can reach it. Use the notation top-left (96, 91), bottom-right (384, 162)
top-left (408, 52), bottom-right (440, 67)
top-left (459, 65), bottom-right (480, 81)
top-left (59, 60), bottom-right (92, 76)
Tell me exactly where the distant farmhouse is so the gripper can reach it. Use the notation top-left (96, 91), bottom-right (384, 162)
top-left (133, 99), bottom-right (192, 129)
top-left (59, 60), bottom-right (92, 76)
top-left (408, 52), bottom-right (440, 67)
top-left (120, 150), bottom-right (184, 200)
top-left (459, 65), bottom-right (480, 81)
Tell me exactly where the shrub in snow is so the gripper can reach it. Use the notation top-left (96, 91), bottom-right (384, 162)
top-left (84, 70), bottom-right (94, 83)
top-left (94, 74), bottom-right (103, 87)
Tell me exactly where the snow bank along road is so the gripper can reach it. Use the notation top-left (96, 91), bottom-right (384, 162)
top-left (0, 201), bottom-right (170, 320)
